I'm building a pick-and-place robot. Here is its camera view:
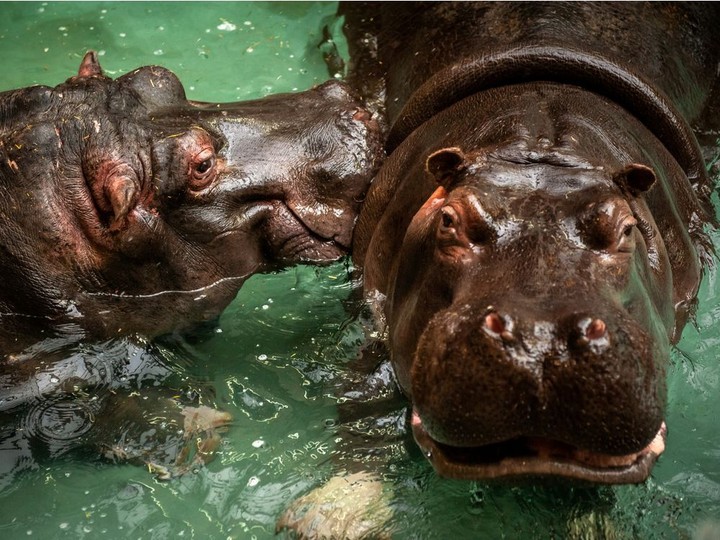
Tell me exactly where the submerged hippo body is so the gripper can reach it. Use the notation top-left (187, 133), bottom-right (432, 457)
top-left (0, 52), bottom-right (382, 353)
top-left (344, 2), bottom-right (720, 483)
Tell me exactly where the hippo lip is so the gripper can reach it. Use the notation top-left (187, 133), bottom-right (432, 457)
top-left (411, 410), bottom-right (666, 484)
top-left (258, 200), bottom-right (349, 262)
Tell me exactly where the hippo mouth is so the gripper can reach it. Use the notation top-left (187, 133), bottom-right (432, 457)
top-left (250, 199), bottom-right (350, 263)
top-left (411, 410), bottom-right (666, 484)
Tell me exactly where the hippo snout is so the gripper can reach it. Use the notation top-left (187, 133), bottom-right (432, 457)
top-left (410, 299), bottom-right (667, 457)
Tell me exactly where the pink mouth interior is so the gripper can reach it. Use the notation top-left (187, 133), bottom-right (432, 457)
top-left (411, 410), bottom-right (667, 484)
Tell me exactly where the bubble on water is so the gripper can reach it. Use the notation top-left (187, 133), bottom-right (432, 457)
top-left (262, 304), bottom-right (269, 310)
top-left (247, 476), bottom-right (260, 487)
top-left (153, 49), bottom-right (164, 56)
top-left (258, 354), bottom-right (268, 361)
top-left (119, 32), bottom-right (126, 38)
top-left (58, 26), bottom-right (67, 31)
top-left (244, 21), bottom-right (252, 26)
top-left (252, 439), bottom-right (265, 448)
top-left (217, 20), bottom-right (237, 32)
top-left (59, 523), bottom-right (69, 530)
top-left (246, 47), bottom-right (254, 53)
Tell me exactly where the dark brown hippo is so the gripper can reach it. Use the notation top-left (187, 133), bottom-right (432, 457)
top-left (0, 51), bottom-right (382, 355)
top-left (342, 2), bottom-right (720, 485)
top-left (0, 52), bottom-right (382, 482)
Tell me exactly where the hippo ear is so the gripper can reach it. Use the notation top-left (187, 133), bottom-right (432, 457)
top-left (105, 172), bottom-right (139, 229)
top-left (77, 51), bottom-right (104, 78)
top-left (613, 164), bottom-right (656, 196)
top-left (426, 147), bottom-right (467, 186)
top-left (88, 160), bottom-right (139, 230)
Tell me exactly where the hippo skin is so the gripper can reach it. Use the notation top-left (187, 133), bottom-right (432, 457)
top-left (0, 53), bottom-right (382, 479)
top-left (343, 2), bottom-right (720, 484)
top-left (0, 52), bottom-right (382, 354)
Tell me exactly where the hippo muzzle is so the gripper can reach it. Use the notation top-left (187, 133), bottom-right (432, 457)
top-left (410, 296), bottom-right (668, 483)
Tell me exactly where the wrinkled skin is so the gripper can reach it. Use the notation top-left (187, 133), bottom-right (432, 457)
top-left (344, 2), bottom-right (720, 484)
top-left (0, 52), bottom-right (382, 481)
top-left (0, 52), bottom-right (382, 353)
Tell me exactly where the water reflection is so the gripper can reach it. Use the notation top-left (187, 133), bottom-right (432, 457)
top-left (0, 335), bottom-right (219, 493)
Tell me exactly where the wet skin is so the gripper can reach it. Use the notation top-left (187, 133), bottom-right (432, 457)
top-left (0, 52), bottom-right (382, 477)
top-left (0, 52), bottom-right (382, 353)
top-left (343, 2), bottom-right (720, 483)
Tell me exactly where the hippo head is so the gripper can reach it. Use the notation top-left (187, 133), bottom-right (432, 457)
top-left (354, 81), bottom-right (713, 484)
top-left (0, 52), bottom-right (382, 345)
top-left (387, 146), bottom-right (676, 483)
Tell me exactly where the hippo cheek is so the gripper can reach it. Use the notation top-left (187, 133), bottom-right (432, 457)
top-left (408, 304), bottom-right (668, 484)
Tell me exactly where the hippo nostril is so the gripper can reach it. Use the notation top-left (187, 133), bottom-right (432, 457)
top-left (352, 109), bottom-right (371, 122)
top-left (484, 310), bottom-right (514, 342)
top-left (586, 318), bottom-right (607, 341)
top-left (572, 317), bottom-right (609, 348)
top-left (484, 311), bottom-right (505, 334)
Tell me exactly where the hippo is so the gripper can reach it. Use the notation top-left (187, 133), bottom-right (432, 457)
top-left (335, 1), bottom-right (720, 487)
top-left (0, 51), bottom-right (382, 354)
top-left (0, 52), bottom-right (382, 482)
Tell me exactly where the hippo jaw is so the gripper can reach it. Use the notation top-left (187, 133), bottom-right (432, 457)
top-left (411, 411), bottom-right (667, 484)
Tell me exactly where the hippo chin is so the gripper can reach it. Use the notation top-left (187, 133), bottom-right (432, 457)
top-left (0, 52), bottom-right (382, 352)
top-left (345, 2), bottom-right (720, 484)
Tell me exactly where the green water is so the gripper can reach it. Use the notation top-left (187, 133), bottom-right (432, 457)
top-left (1, 2), bottom-right (719, 539)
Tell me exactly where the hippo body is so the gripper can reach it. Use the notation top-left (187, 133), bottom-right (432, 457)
top-left (0, 54), bottom-right (382, 480)
top-left (344, 2), bottom-right (720, 483)
top-left (0, 53), bottom-right (382, 354)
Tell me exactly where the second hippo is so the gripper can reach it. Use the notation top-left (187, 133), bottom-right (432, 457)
top-left (0, 52), bottom-right (382, 354)
top-left (0, 52), bottom-right (382, 482)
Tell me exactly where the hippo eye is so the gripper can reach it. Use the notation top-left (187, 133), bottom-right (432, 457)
top-left (189, 149), bottom-right (217, 191)
top-left (195, 159), bottom-right (212, 174)
top-left (616, 216), bottom-right (637, 253)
